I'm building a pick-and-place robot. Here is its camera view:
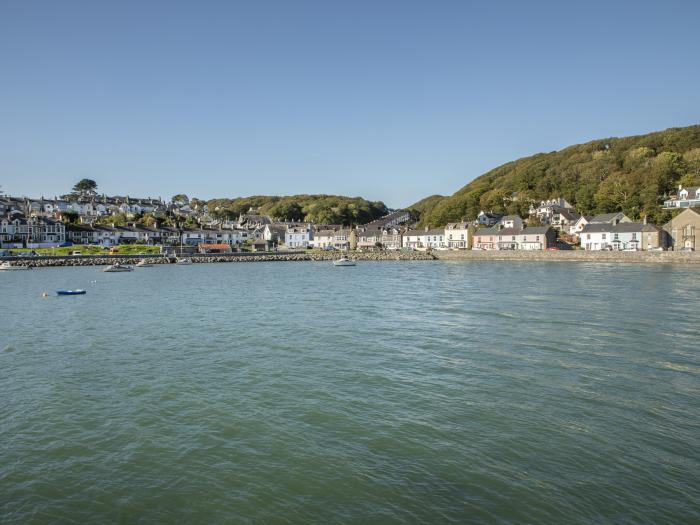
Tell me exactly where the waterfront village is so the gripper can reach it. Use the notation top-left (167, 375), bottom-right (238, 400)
top-left (1, 187), bottom-right (700, 255)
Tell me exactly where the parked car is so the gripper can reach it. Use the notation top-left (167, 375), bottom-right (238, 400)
top-left (69, 250), bottom-right (82, 256)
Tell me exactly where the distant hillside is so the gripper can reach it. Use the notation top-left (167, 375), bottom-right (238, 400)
top-left (207, 194), bottom-right (389, 226)
top-left (407, 194), bottom-right (447, 220)
top-left (412, 125), bottom-right (700, 227)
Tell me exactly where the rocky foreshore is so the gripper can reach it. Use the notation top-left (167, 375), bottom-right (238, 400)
top-left (5, 251), bottom-right (437, 267)
top-left (434, 249), bottom-right (700, 264)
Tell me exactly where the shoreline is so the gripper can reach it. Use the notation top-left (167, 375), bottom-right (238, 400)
top-left (434, 250), bottom-right (700, 264)
top-left (4, 249), bottom-right (700, 267)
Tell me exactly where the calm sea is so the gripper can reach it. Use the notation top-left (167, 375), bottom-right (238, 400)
top-left (1, 261), bottom-right (698, 524)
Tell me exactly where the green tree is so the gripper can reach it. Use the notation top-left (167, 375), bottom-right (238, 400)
top-left (61, 210), bottom-right (80, 224)
top-left (72, 179), bottom-right (97, 195)
top-left (268, 201), bottom-right (304, 221)
top-left (172, 194), bottom-right (189, 206)
top-left (595, 172), bottom-right (634, 213)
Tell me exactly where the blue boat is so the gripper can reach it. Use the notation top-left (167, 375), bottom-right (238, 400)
top-left (56, 289), bottom-right (87, 296)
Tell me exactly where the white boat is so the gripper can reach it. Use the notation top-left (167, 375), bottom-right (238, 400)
top-left (102, 263), bottom-right (133, 272)
top-left (136, 259), bottom-right (153, 267)
top-left (0, 261), bottom-right (32, 271)
top-left (176, 257), bottom-right (193, 265)
top-left (333, 257), bottom-right (356, 267)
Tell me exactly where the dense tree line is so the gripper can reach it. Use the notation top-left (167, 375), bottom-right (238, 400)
top-left (207, 195), bottom-right (389, 226)
top-left (412, 125), bottom-right (700, 227)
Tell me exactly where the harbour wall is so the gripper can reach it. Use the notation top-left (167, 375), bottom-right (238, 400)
top-left (6, 250), bottom-right (700, 267)
top-left (4, 251), bottom-right (437, 267)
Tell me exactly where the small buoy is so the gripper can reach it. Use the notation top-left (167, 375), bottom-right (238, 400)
top-left (42, 292), bottom-right (49, 298)
top-left (91, 280), bottom-right (97, 284)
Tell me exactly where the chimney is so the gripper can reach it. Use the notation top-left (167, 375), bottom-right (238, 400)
top-left (643, 215), bottom-right (648, 225)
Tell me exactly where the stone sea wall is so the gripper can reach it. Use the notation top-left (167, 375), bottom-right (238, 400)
top-left (6, 251), bottom-right (436, 267)
top-left (7, 249), bottom-right (700, 266)
top-left (434, 249), bottom-right (700, 264)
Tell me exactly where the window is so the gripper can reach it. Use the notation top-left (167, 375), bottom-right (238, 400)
top-left (587, 234), bottom-right (591, 240)
top-left (602, 234), bottom-right (606, 240)
top-left (632, 233), bottom-right (637, 240)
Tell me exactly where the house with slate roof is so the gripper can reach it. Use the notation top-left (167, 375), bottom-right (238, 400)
top-left (580, 221), bottom-right (668, 251)
top-left (515, 227), bottom-right (557, 250)
top-left (444, 222), bottom-right (471, 249)
top-left (472, 227), bottom-right (499, 250)
top-left (664, 186), bottom-right (700, 209)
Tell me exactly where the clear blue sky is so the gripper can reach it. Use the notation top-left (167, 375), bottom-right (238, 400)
top-left (1, 0), bottom-right (699, 207)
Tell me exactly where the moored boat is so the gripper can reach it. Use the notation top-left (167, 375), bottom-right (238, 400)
top-left (102, 263), bottom-right (133, 272)
top-left (333, 257), bottom-right (356, 267)
top-left (176, 257), bottom-right (193, 265)
top-left (136, 259), bottom-right (153, 267)
top-left (56, 289), bottom-right (87, 296)
top-left (0, 261), bottom-right (32, 271)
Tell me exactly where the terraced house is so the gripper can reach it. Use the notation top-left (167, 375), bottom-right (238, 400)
top-left (579, 221), bottom-right (668, 251)
top-left (0, 215), bottom-right (66, 247)
top-left (401, 228), bottom-right (445, 250)
top-left (515, 227), bottom-right (556, 250)
top-left (445, 222), bottom-right (470, 249)
top-left (473, 226), bottom-right (555, 250)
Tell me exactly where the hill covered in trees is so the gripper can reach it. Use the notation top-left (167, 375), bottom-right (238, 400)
top-left (411, 125), bottom-right (700, 227)
top-left (207, 195), bottom-right (389, 226)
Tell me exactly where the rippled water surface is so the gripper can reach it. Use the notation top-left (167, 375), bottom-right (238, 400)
top-left (1, 261), bottom-right (699, 524)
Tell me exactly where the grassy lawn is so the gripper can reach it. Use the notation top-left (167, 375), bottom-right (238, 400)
top-left (10, 245), bottom-right (162, 256)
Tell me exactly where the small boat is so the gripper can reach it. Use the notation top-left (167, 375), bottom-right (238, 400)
top-left (0, 261), bottom-right (32, 271)
top-left (333, 257), bottom-right (356, 267)
top-left (56, 289), bottom-right (86, 296)
top-left (136, 259), bottom-right (153, 267)
top-left (176, 257), bottom-right (193, 265)
top-left (102, 263), bottom-right (133, 272)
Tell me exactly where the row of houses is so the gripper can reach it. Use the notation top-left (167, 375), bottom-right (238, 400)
top-left (0, 213), bottom-right (255, 248)
top-left (0, 195), bottom-right (167, 219)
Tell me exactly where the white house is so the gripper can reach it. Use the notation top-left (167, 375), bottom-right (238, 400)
top-left (571, 216), bottom-right (591, 237)
top-left (285, 225), bottom-right (312, 248)
top-left (550, 208), bottom-right (580, 232)
top-left (496, 215), bottom-right (524, 230)
top-left (529, 197), bottom-right (574, 224)
top-left (402, 229), bottom-right (445, 250)
top-left (476, 211), bottom-right (503, 227)
top-left (580, 222), bottom-right (653, 251)
top-left (664, 185), bottom-right (700, 209)
top-left (181, 229), bottom-right (207, 246)
top-left (444, 222), bottom-right (470, 249)
top-left (311, 229), bottom-right (335, 249)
